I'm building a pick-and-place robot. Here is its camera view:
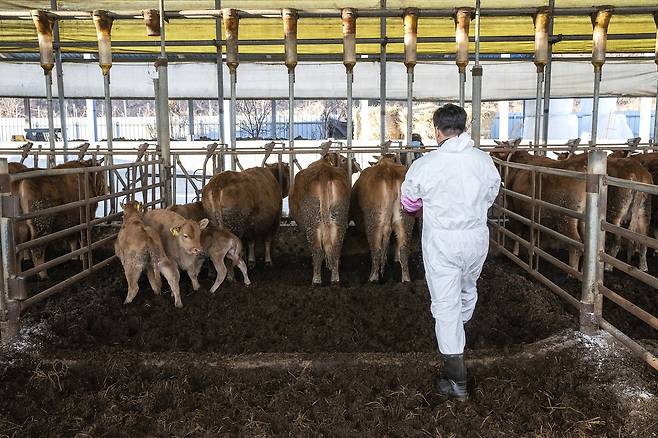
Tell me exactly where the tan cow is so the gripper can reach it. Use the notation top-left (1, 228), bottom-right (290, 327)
top-left (115, 201), bottom-right (181, 307)
top-left (168, 201), bottom-right (251, 291)
top-left (350, 153), bottom-right (414, 282)
top-left (202, 163), bottom-right (289, 267)
top-left (143, 208), bottom-right (209, 292)
top-left (16, 158), bottom-right (107, 279)
top-left (289, 152), bottom-right (360, 285)
top-left (556, 152), bottom-right (653, 271)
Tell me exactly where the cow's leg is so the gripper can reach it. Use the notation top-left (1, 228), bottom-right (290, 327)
top-left (264, 240), bottom-right (273, 267)
top-left (159, 259), bottom-right (182, 308)
top-left (366, 223), bottom-right (383, 283)
top-left (394, 217), bottom-right (413, 283)
top-left (187, 260), bottom-right (202, 291)
top-left (146, 264), bottom-right (162, 295)
top-left (629, 192), bottom-right (651, 272)
top-left (226, 244), bottom-right (251, 286)
top-left (208, 249), bottom-right (228, 293)
top-left (26, 219), bottom-right (49, 280)
top-left (606, 216), bottom-right (623, 272)
top-left (247, 241), bottom-right (256, 268)
top-left (123, 263), bottom-right (142, 305)
top-left (325, 214), bottom-right (347, 285)
top-left (311, 227), bottom-right (324, 285)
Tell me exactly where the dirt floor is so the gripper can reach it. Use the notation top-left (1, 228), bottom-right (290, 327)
top-left (1, 226), bottom-right (657, 437)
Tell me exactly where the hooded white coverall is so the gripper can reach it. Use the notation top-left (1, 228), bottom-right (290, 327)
top-left (401, 133), bottom-right (501, 355)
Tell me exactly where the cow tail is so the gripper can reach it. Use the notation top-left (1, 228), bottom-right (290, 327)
top-left (628, 183), bottom-right (651, 240)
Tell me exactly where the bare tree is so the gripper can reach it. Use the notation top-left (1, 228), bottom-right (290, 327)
top-left (236, 99), bottom-right (272, 139)
top-left (0, 98), bottom-right (25, 118)
top-left (318, 100), bottom-right (347, 138)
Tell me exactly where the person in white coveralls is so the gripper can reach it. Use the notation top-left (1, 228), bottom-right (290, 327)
top-left (400, 104), bottom-right (501, 401)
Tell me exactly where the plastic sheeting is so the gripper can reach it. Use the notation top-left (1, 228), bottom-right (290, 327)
top-left (0, 60), bottom-right (655, 100)
top-left (0, 1), bottom-right (656, 54)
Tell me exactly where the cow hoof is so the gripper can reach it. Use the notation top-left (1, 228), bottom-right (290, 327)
top-left (401, 278), bottom-right (411, 283)
top-left (244, 281), bottom-right (252, 287)
top-left (175, 301), bottom-right (183, 309)
top-left (265, 261), bottom-right (273, 268)
top-left (123, 298), bottom-right (133, 305)
top-left (248, 261), bottom-right (256, 269)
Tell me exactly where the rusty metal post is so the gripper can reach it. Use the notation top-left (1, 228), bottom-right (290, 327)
top-left (214, 1), bottom-right (226, 150)
top-left (93, 9), bottom-right (116, 212)
top-left (534, 8), bottom-right (550, 152)
top-left (223, 8), bottom-right (239, 171)
top-left (343, 8), bottom-right (357, 184)
top-left (156, 0), bottom-right (172, 207)
top-left (653, 12), bottom-right (658, 147)
top-left (471, 0), bottom-right (482, 147)
top-left (32, 10), bottom-right (56, 168)
top-left (51, 0), bottom-right (68, 156)
top-left (454, 8), bottom-right (470, 107)
top-left (284, 8), bottom-right (298, 189)
top-left (581, 150), bottom-right (607, 334)
top-left (404, 8), bottom-right (418, 166)
top-left (590, 7), bottom-right (612, 146)
top-left (379, 0), bottom-right (387, 146)
top-left (0, 158), bottom-right (20, 343)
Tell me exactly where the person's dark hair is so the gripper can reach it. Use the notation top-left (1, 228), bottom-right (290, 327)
top-left (432, 104), bottom-right (467, 137)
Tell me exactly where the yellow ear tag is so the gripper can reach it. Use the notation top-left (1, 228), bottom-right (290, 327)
top-left (170, 227), bottom-right (179, 236)
top-left (136, 202), bottom-right (143, 212)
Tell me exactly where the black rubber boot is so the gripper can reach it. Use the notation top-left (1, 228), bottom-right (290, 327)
top-left (436, 353), bottom-right (469, 401)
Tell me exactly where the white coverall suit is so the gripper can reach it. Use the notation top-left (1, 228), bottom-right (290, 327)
top-left (401, 133), bottom-right (501, 355)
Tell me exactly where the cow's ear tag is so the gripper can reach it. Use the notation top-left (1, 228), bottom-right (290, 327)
top-left (170, 227), bottom-right (180, 236)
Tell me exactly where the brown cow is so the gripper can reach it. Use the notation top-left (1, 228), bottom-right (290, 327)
top-left (115, 201), bottom-right (181, 307)
top-left (168, 201), bottom-right (251, 291)
top-left (491, 141), bottom-right (587, 270)
top-left (8, 162), bottom-right (31, 264)
top-left (202, 163), bottom-right (289, 267)
top-left (556, 152), bottom-right (653, 272)
top-left (143, 208), bottom-right (209, 292)
top-left (289, 152), bottom-right (360, 285)
top-left (350, 154), bottom-right (414, 282)
top-left (16, 158), bottom-right (107, 279)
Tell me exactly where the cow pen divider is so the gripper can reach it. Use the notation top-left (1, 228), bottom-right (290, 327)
top-left (490, 150), bottom-right (658, 371)
top-left (0, 156), bottom-right (164, 343)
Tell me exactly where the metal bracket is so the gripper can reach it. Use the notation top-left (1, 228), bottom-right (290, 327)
top-left (586, 174), bottom-right (601, 193)
top-left (8, 277), bottom-right (27, 301)
top-left (0, 195), bottom-right (20, 218)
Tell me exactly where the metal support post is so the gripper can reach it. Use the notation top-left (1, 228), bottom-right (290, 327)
top-left (52, 0), bottom-right (68, 155)
top-left (534, 70), bottom-right (544, 146)
top-left (45, 71), bottom-right (56, 167)
top-left (103, 73), bottom-right (116, 212)
top-left (215, 0), bottom-right (225, 145)
top-left (0, 158), bottom-right (20, 343)
top-left (459, 71), bottom-right (466, 107)
top-left (24, 98), bottom-right (32, 131)
top-left (591, 67), bottom-right (602, 145)
top-left (229, 70), bottom-right (237, 171)
top-left (347, 70), bottom-right (354, 183)
top-left (157, 0), bottom-right (172, 207)
top-left (270, 99), bottom-right (277, 139)
top-left (288, 73), bottom-right (295, 186)
top-left (188, 99), bottom-right (195, 140)
top-left (471, 0), bottom-right (482, 147)
top-left (541, 0), bottom-right (555, 145)
top-left (654, 75), bottom-right (658, 146)
top-left (379, 0), bottom-right (387, 145)
top-left (580, 150), bottom-right (606, 334)
top-left (406, 69), bottom-right (413, 165)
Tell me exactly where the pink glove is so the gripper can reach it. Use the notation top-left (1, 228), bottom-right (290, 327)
top-left (401, 196), bottom-right (423, 218)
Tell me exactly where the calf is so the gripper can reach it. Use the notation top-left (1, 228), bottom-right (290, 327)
top-left (114, 201), bottom-right (181, 307)
top-left (168, 201), bottom-right (251, 291)
top-left (289, 152), bottom-right (360, 285)
top-left (351, 154), bottom-right (414, 282)
top-left (143, 209), bottom-right (209, 291)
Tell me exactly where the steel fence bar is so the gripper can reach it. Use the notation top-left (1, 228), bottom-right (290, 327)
top-left (492, 204), bottom-right (584, 250)
top-left (599, 319), bottom-right (658, 372)
top-left (600, 253), bottom-right (658, 290)
top-left (605, 175), bottom-right (658, 196)
top-left (499, 187), bottom-right (585, 220)
top-left (491, 239), bottom-right (580, 308)
top-left (602, 222), bottom-right (658, 251)
top-left (600, 285), bottom-right (658, 331)
top-left (20, 255), bottom-right (117, 310)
